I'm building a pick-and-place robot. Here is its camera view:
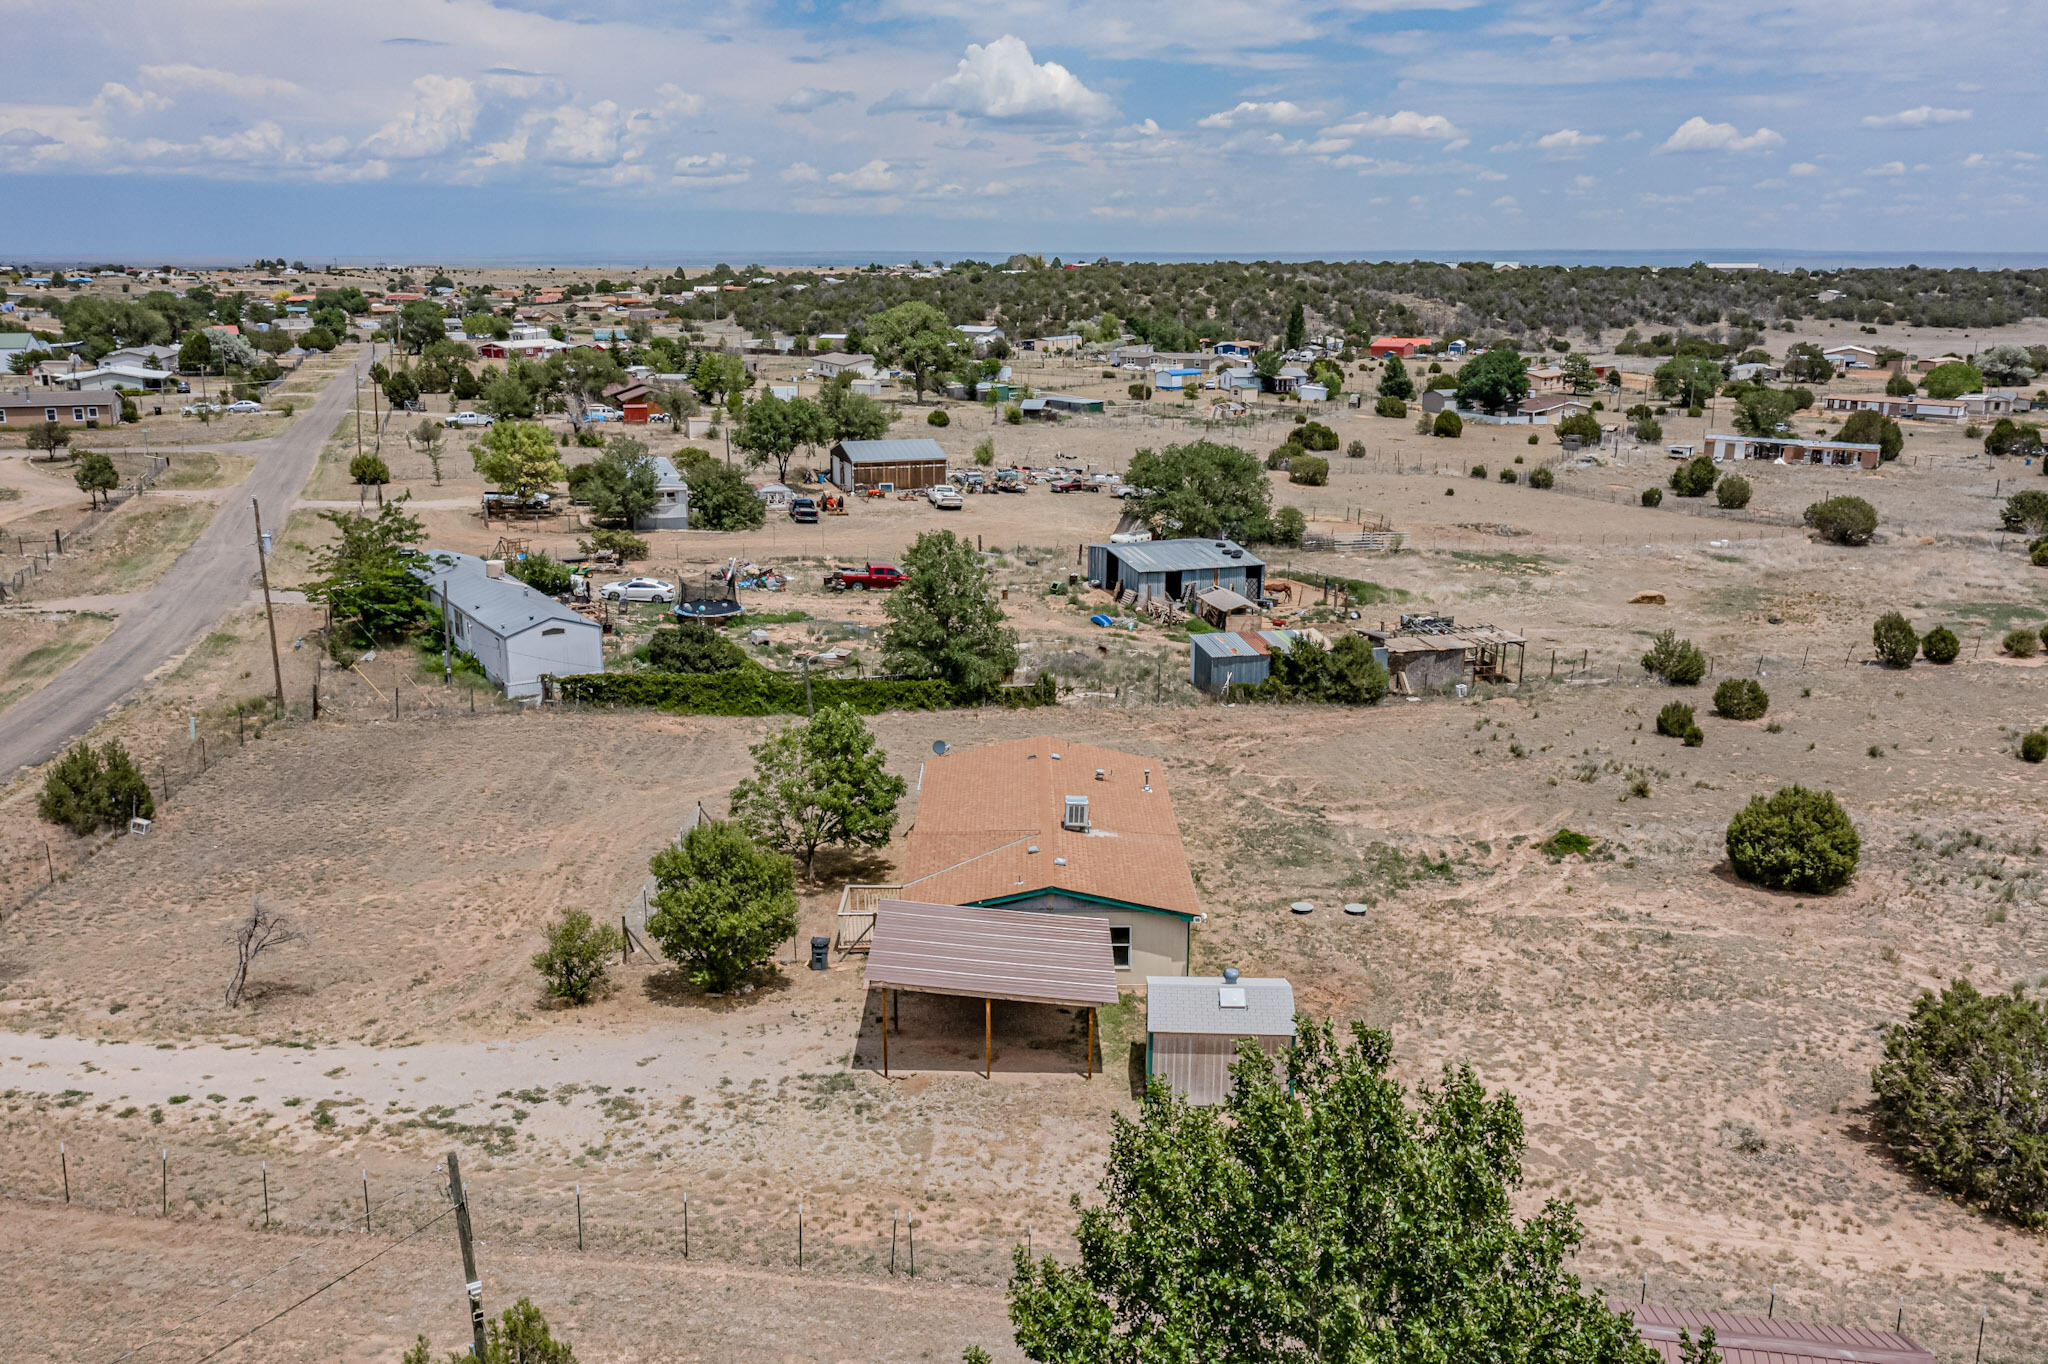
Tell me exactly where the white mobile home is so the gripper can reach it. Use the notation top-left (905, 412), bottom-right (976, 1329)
top-left (414, 551), bottom-right (603, 699)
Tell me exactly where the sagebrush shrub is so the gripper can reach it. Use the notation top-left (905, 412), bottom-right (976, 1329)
top-left (1713, 678), bottom-right (1769, 720)
top-left (1725, 785), bottom-right (1859, 893)
top-left (1921, 626), bottom-right (1960, 663)
top-left (1872, 611), bottom-right (1919, 668)
top-left (1655, 701), bottom-right (1696, 738)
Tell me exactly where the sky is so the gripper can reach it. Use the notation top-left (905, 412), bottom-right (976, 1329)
top-left (3, 0), bottom-right (2045, 262)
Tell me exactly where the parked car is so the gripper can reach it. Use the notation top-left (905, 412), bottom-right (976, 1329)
top-left (446, 411), bottom-right (494, 428)
top-left (482, 490), bottom-right (552, 512)
top-left (1051, 478), bottom-right (1099, 493)
top-left (224, 399), bottom-right (265, 414)
top-left (583, 405), bottom-right (621, 423)
top-left (789, 496), bottom-right (819, 524)
top-left (927, 484), bottom-right (963, 509)
top-left (1113, 484), bottom-right (1138, 498)
top-left (180, 401), bottom-right (220, 416)
top-left (647, 411), bottom-right (672, 423)
top-left (599, 576), bottom-right (678, 603)
top-left (1088, 471), bottom-right (1118, 484)
top-left (825, 563), bottom-right (906, 591)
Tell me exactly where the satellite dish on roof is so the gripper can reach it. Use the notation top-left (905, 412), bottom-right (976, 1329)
top-left (932, 739), bottom-right (949, 756)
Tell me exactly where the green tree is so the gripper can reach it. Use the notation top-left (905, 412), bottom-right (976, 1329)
top-left (578, 436), bottom-right (660, 527)
top-left (1732, 387), bottom-right (1797, 437)
top-left (26, 419), bottom-right (73, 460)
top-left (734, 391), bottom-right (822, 484)
top-left (1978, 344), bottom-right (2037, 386)
top-left (1556, 411), bottom-right (1602, 445)
top-left (403, 1297), bottom-right (578, 1364)
top-left (1377, 355), bottom-right (1414, 400)
top-left (396, 299), bottom-right (446, 355)
top-left (1872, 611), bottom-right (1918, 667)
top-left (508, 551), bottom-right (574, 595)
top-left (1559, 352), bottom-right (1597, 394)
top-left (1871, 978), bottom-right (2048, 1227)
top-left (1652, 355), bottom-right (1720, 407)
top-left (2000, 489), bottom-right (2048, 535)
top-left (1923, 361), bottom-right (1983, 400)
top-left (1454, 348), bottom-right (1530, 413)
top-left (1712, 678), bottom-right (1768, 720)
top-left (532, 909), bottom-right (622, 1005)
top-left (1921, 625), bottom-right (1961, 663)
top-left (473, 420), bottom-right (565, 501)
top-left (1640, 629), bottom-right (1706, 685)
top-left (408, 418), bottom-right (447, 484)
top-left (1669, 455), bottom-right (1717, 498)
top-left (1886, 371), bottom-right (1917, 397)
top-left (1804, 495), bottom-right (1879, 545)
top-left (552, 346), bottom-right (623, 431)
top-left (1269, 505), bottom-right (1307, 547)
top-left (1431, 410), bottom-right (1463, 438)
top-left (1725, 785), bottom-right (1859, 893)
top-left (382, 369), bottom-right (420, 410)
top-left (690, 350), bottom-right (752, 407)
top-left (1284, 299), bottom-right (1306, 350)
top-left (881, 530), bottom-right (1019, 693)
top-left (1125, 440), bottom-right (1272, 542)
top-left (819, 373), bottom-right (892, 441)
top-left (39, 740), bottom-right (153, 835)
top-left (1288, 455), bottom-right (1329, 486)
top-left (73, 451), bottom-right (119, 507)
top-left (866, 300), bottom-right (960, 401)
top-left (1984, 418), bottom-right (2046, 458)
top-left (349, 452), bottom-right (391, 498)
top-left (676, 449), bottom-right (767, 531)
top-left (1835, 409), bottom-right (1904, 461)
top-left (647, 621), bottom-right (749, 673)
top-left (306, 500), bottom-right (430, 645)
top-left (646, 820), bottom-right (799, 993)
top-left (1374, 394), bottom-right (1407, 418)
top-left (729, 704), bottom-right (907, 873)
top-left (481, 368), bottom-right (536, 420)
top-left (1714, 473), bottom-right (1751, 509)
top-left (177, 329), bottom-right (214, 374)
top-left (1006, 1020), bottom-right (1658, 1364)
top-left (1782, 342), bottom-right (1834, 384)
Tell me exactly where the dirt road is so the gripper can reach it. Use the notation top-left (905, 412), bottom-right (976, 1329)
top-left (0, 351), bottom-right (373, 780)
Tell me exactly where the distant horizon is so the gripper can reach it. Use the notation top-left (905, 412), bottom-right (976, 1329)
top-left (14, 248), bottom-right (2048, 274)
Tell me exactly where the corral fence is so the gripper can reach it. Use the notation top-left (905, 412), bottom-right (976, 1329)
top-left (0, 453), bottom-right (170, 601)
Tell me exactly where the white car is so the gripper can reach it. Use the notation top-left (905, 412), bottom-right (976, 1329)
top-left (446, 411), bottom-right (494, 428)
top-left (584, 405), bottom-right (621, 423)
top-left (224, 399), bottom-right (265, 414)
top-left (180, 401), bottom-right (220, 416)
top-left (599, 576), bottom-right (677, 603)
top-left (926, 484), bottom-right (963, 509)
top-left (1113, 484), bottom-right (1138, 498)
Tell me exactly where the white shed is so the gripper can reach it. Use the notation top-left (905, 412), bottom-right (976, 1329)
top-left (1144, 969), bottom-right (1295, 1105)
top-left (414, 551), bottom-right (604, 699)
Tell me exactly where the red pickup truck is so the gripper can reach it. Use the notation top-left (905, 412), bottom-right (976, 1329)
top-left (825, 562), bottom-right (906, 591)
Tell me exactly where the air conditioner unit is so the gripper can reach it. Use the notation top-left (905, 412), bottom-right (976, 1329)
top-left (1063, 796), bottom-right (1089, 831)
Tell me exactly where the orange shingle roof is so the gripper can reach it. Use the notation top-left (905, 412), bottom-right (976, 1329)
top-left (900, 736), bottom-right (1201, 918)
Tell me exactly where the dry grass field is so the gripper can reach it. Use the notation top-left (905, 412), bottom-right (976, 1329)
top-left (1, 329), bottom-right (2046, 1361)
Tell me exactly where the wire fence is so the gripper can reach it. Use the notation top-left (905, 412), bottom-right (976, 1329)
top-left (0, 454), bottom-right (171, 601)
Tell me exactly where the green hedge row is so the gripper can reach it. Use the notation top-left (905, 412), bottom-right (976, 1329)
top-left (547, 667), bottom-right (1057, 716)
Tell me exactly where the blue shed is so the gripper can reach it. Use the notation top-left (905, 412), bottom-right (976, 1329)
top-left (1189, 630), bottom-right (1297, 693)
top-left (1087, 538), bottom-right (1265, 604)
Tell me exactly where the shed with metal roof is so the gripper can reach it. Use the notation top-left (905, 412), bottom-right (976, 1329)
top-left (1188, 629), bottom-right (1297, 694)
top-left (1625, 1304), bottom-right (1933, 1364)
top-left (1088, 537), bottom-right (1265, 604)
top-left (1144, 969), bottom-right (1296, 1105)
top-left (829, 437), bottom-right (948, 490)
top-left (413, 551), bottom-right (603, 698)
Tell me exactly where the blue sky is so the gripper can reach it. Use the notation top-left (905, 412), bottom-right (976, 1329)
top-left (3, 0), bottom-right (2043, 260)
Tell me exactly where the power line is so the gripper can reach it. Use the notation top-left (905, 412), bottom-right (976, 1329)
top-left (186, 1206), bottom-right (456, 1364)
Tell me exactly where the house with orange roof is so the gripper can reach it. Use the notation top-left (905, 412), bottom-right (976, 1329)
top-left (893, 736), bottom-right (1201, 978)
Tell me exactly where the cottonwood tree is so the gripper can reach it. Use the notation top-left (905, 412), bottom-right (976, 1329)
top-left (578, 436), bottom-right (659, 526)
top-left (865, 300), bottom-right (960, 401)
top-left (646, 821), bottom-right (799, 993)
top-left (1006, 1020), bottom-right (1660, 1364)
top-left (473, 420), bottom-right (565, 501)
top-left (306, 500), bottom-right (430, 646)
top-left (881, 530), bottom-right (1019, 694)
top-left (1125, 440), bottom-right (1272, 541)
top-left (224, 898), bottom-right (306, 1008)
top-left (25, 419), bottom-right (72, 461)
top-left (531, 909), bottom-right (622, 1005)
top-left (728, 703), bottom-right (907, 873)
top-left (1455, 348), bottom-right (1531, 413)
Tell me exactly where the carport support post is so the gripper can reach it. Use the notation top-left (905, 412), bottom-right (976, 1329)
top-left (984, 997), bottom-right (992, 1079)
top-left (881, 989), bottom-right (890, 1078)
top-left (1086, 1008), bottom-right (1094, 1079)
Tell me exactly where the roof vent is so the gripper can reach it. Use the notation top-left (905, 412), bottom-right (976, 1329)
top-left (1051, 751), bottom-right (1061, 760)
top-left (484, 558), bottom-right (506, 578)
top-left (1215, 541), bottom-right (1228, 549)
top-left (1053, 856), bottom-right (1067, 866)
top-left (1063, 796), bottom-right (1089, 831)
top-left (1095, 768), bottom-right (1106, 782)
top-left (1143, 768), bottom-right (1152, 792)
top-left (1223, 967), bottom-right (1240, 985)
top-left (1026, 844), bottom-right (1040, 855)
top-left (1219, 972), bottom-right (1248, 1009)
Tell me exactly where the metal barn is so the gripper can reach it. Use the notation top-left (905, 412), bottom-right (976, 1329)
top-left (1145, 970), bottom-right (1295, 1106)
top-left (1188, 630), bottom-right (1296, 693)
top-left (1087, 538), bottom-right (1265, 604)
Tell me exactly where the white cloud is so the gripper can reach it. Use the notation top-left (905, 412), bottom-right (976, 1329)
top-left (1323, 109), bottom-right (1467, 148)
top-left (138, 65), bottom-right (304, 102)
top-left (1862, 106), bottom-right (1971, 128)
top-left (672, 152), bottom-right (751, 187)
top-left (877, 36), bottom-right (1113, 123)
top-left (780, 161), bottom-right (821, 183)
top-left (828, 159), bottom-right (901, 193)
top-left (1863, 160), bottom-right (1907, 176)
top-left (541, 99), bottom-right (628, 165)
top-left (1490, 194), bottom-right (1521, 213)
top-left (1789, 161), bottom-right (1819, 175)
top-left (1658, 116), bottom-right (1783, 154)
top-left (1535, 127), bottom-right (1603, 157)
top-left (778, 87), bottom-right (853, 115)
top-left (362, 75), bottom-right (478, 159)
top-left (1198, 100), bottom-right (1317, 129)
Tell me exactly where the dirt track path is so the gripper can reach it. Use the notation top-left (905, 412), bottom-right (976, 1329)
top-left (0, 350), bottom-right (375, 780)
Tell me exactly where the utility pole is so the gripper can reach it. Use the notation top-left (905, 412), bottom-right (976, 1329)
top-left (447, 1151), bottom-right (487, 1360)
top-left (441, 580), bottom-right (453, 684)
top-left (355, 372), bottom-right (363, 462)
top-left (252, 498), bottom-right (284, 711)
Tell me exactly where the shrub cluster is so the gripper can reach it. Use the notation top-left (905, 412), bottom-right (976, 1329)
top-left (1669, 454), bottom-right (1717, 498)
top-left (39, 741), bottom-right (154, 835)
top-left (2021, 731), bottom-right (2048, 763)
top-left (1872, 611), bottom-right (1919, 668)
top-left (2004, 628), bottom-right (2041, 658)
top-left (1375, 394), bottom-right (1407, 418)
top-left (1656, 700), bottom-right (1702, 745)
top-left (1432, 410), bottom-right (1463, 438)
top-left (927, 408), bottom-right (950, 426)
top-left (1715, 473), bottom-right (1751, 509)
top-left (1725, 785), bottom-right (1859, 893)
top-left (1804, 495), bottom-right (1879, 545)
top-left (1288, 455), bottom-right (1330, 486)
top-left (1640, 629), bottom-right (1706, 685)
top-left (1640, 487), bottom-right (1663, 507)
top-left (1712, 677), bottom-right (1769, 721)
top-left (1871, 979), bottom-right (2048, 1227)
top-left (1527, 466), bottom-right (1555, 489)
top-left (1921, 625), bottom-right (1961, 663)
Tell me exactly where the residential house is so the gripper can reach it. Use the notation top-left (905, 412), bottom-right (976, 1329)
top-left (411, 551), bottom-right (604, 698)
top-left (0, 387), bottom-right (120, 428)
top-left (1268, 365), bottom-right (1308, 395)
top-left (896, 736), bottom-right (1205, 978)
top-left (956, 324), bottom-right (1005, 354)
top-left (811, 351), bottom-right (876, 380)
top-left (1518, 394), bottom-right (1594, 423)
top-left (1703, 432), bottom-right (1881, 469)
top-left (1728, 361), bottom-right (1782, 383)
top-left (1145, 970), bottom-right (1296, 1105)
top-left (1040, 393), bottom-right (1104, 414)
top-left (1026, 333), bottom-right (1081, 352)
top-left (1213, 340), bottom-right (1260, 359)
top-left (635, 455), bottom-right (690, 530)
top-left (1821, 343), bottom-right (1881, 369)
top-left (1088, 538), bottom-right (1264, 604)
top-left (1625, 1304), bottom-right (1931, 1364)
top-left (0, 332), bottom-right (54, 366)
top-left (1108, 343), bottom-right (1156, 367)
top-left (1148, 365), bottom-right (1201, 391)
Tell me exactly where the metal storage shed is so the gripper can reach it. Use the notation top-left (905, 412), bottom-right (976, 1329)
top-left (1087, 538), bottom-right (1265, 604)
top-left (829, 438), bottom-right (949, 491)
top-left (1625, 1304), bottom-right (1933, 1364)
top-left (1188, 629), bottom-right (1296, 694)
top-left (1145, 969), bottom-right (1295, 1105)
top-left (865, 899), bottom-right (1120, 1078)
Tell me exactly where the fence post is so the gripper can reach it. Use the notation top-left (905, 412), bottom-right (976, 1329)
top-left (60, 1142), bottom-right (68, 1203)
top-left (160, 1148), bottom-right (168, 1216)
